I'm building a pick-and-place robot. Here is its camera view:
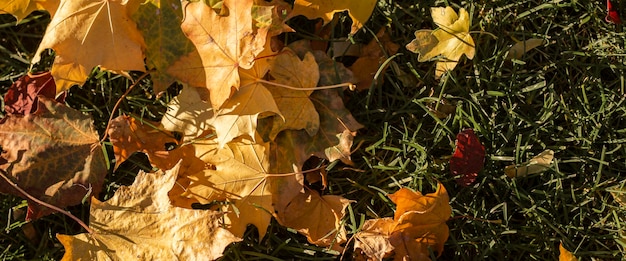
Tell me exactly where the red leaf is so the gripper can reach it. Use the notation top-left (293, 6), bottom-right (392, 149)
top-left (3, 72), bottom-right (65, 117)
top-left (606, 0), bottom-right (622, 24)
top-left (450, 129), bottom-right (485, 187)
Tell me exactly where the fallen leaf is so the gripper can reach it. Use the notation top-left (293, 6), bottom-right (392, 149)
top-left (275, 187), bottom-right (352, 247)
top-left (266, 47), bottom-right (320, 139)
top-left (107, 115), bottom-right (204, 172)
top-left (181, 136), bottom-right (276, 238)
top-left (353, 218), bottom-right (395, 260)
top-left (57, 161), bottom-right (240, 261)
top-left (290, 0), bottom-right (377, 34)
top-left (505, 38), bottom-right (545, 60)
top-left (32, 0), bottom-right (146, 92)
top-left (0, 0), bottom-right (58, 21)
top-left (606, 0), bottom-right (622, 24)
top-left (389, 184), bottom-right (451, 260)
top-left (505, 149), bottom-right (554, 178)
top-left (3, 72), bottom-right (65, 117)
top-left (349, 28), bottom-right (400, 91)
top-left (0, 97), bottom-right (106, 220)
top-left (559, 242), bottom-right (578, 261)
top-left (180, 0), bottom-right (268, 110)
top-left (450, 129), bottom-right (485, 187)
top-left (354, 183), bottom-right (451, 260)
top-left (133, 0), bottom-right (196, 93)
top-left (406, 7), bottom-right (475, 78)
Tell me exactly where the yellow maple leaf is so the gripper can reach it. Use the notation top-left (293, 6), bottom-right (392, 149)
top-left (57, 162), bottom-right (240, 260)
top-left (179, 0), bottom-right (268, 110)
top-left (31, 0), bottom-right (146, 93)
top-left (0, 0), bottom-right (58, 22)
top-left (266, 47), bottom-right (320, 139)
top-left (290, 0), bottom-right (377, 34)
top-left (406, 7), bottom-right (475, 78)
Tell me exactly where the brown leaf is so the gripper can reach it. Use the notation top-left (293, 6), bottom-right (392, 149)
top-left (0, 97), bottom-right (106, 220)
top-left (275, 187), bottom-right (352, 248)
top-left (32, 0), bottom-right (146, 92)
top-left (179, 0), bottom-right (268, 110)
top-left (504, 149), bottom-right (554, 178)
top-left (3, 72), bottom-right (65, 117)
top-left (353, 218), bottom-right (395, 260)
top-left (57, 162), bottom-right (240, 261)
top-left (349, 28), bottom-right (400, 91)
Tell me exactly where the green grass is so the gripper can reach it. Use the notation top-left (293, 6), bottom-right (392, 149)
top-left (1, 0), bottom-right (626, 260)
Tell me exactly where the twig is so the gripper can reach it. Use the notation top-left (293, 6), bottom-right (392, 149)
top-left (100, 72), bottom-right (151, 143)
top-left (0, 169), bottom-right (94, 234)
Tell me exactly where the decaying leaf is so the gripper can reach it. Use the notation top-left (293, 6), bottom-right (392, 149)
top-left (505, 149), bottom-right (554, 178)
top-left (450, 129), bottom-right (485, 187)
top-left (57, 161), bottom-right (240, 261)
top-left (506, 38), bottom-right (545, 60)
top-left (349, 28), bottom-right (400, 91)
top-left (559, 243), bottom-right (578, 261)
top-left (290, 0), bottom-right (377, 34)
top-left (354, 218), bottom-right (395, 260)
top-left (406, 7), bottom-right (475, 78)
top-left (354, 183), bottom-right (451, 261)
top-left (3, 72), bottom-right (64, 116)
top-left (179, 0), bottom-right (268, 110)
top-left (133, 0), bottom-right (196, 93)
top-left (31, 0), bottom-right (146, 92)
top-left (275, 187), bottom-right (352, 248)
top-left (0, 97), bottom-right (106, 220)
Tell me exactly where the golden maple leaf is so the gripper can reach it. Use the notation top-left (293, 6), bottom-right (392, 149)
top-left (178, 0), bottom-right (268, 110)
top-left (559, 242), bottom-right (579, 261)
top-left (0, 0), bottom-right (58, 22)
top-left (354, 183), bottom-right (451, 261)
top-left (31, 0), bottom-right (146, 93)
top-left (290, 0), bottom-right (377, 34)
top-left (57, 162), bottom-right (240, 260)
top-left (406, 6), bottom-right (475, 78)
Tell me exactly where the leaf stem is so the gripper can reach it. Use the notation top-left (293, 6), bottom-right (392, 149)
top-left (100, 72), bottom-right (151, 143)
top-left (0, 169), bottom-right (94, 234)
top-left (255, 78), bottom-right (356, 91)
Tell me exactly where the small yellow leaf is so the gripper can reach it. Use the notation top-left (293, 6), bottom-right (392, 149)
top-left (406, 7), bottom-right (475, 78)
top-left (505, 149), bottom-right (554, 178)
top-left (506, 38), bottom-right (545, 60)
top-left (559, 243), bottom-right (578, 261)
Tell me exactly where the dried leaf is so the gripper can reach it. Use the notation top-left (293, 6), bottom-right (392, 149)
top-left (505, 149), bottom-right (554, 178)
top-left (559, 243), bottom-right (578, 261)
top-left (0, 0), bottom-right (58, 22)
top-left (406, 7), bottom-right (475, 78)
top-left (179, 0), bottom-right (268, 110)
top-left (57, 162), bottom-right (240, 261)
top-left (32, 0), bottom-right (146, 92)
top-left (0, 97), bottom-right (106, 220)
top-left (267, 47), bottom-right (320, 139)
top-left (3, 72), bottom-right (65, 116)
top-left (275, 187), bottom-right (352, 247)
top-left (506, 38), bottom-right (545, 60)
top-left (450, 129), bottom-right (485, 187)
top-left (290, 0), bottom-right (377, 34)
top-left (349, 28), bottom-right (400, 91)
top-left (354, 218), bottom-right (395, 260)
top-left (389, 184), bottom-right (451, 260)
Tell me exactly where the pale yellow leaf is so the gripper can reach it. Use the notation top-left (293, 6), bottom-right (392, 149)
top-left (505, 149), bottom-right (554, 178)
top-left (506, 38), bottom-right (546, 60)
